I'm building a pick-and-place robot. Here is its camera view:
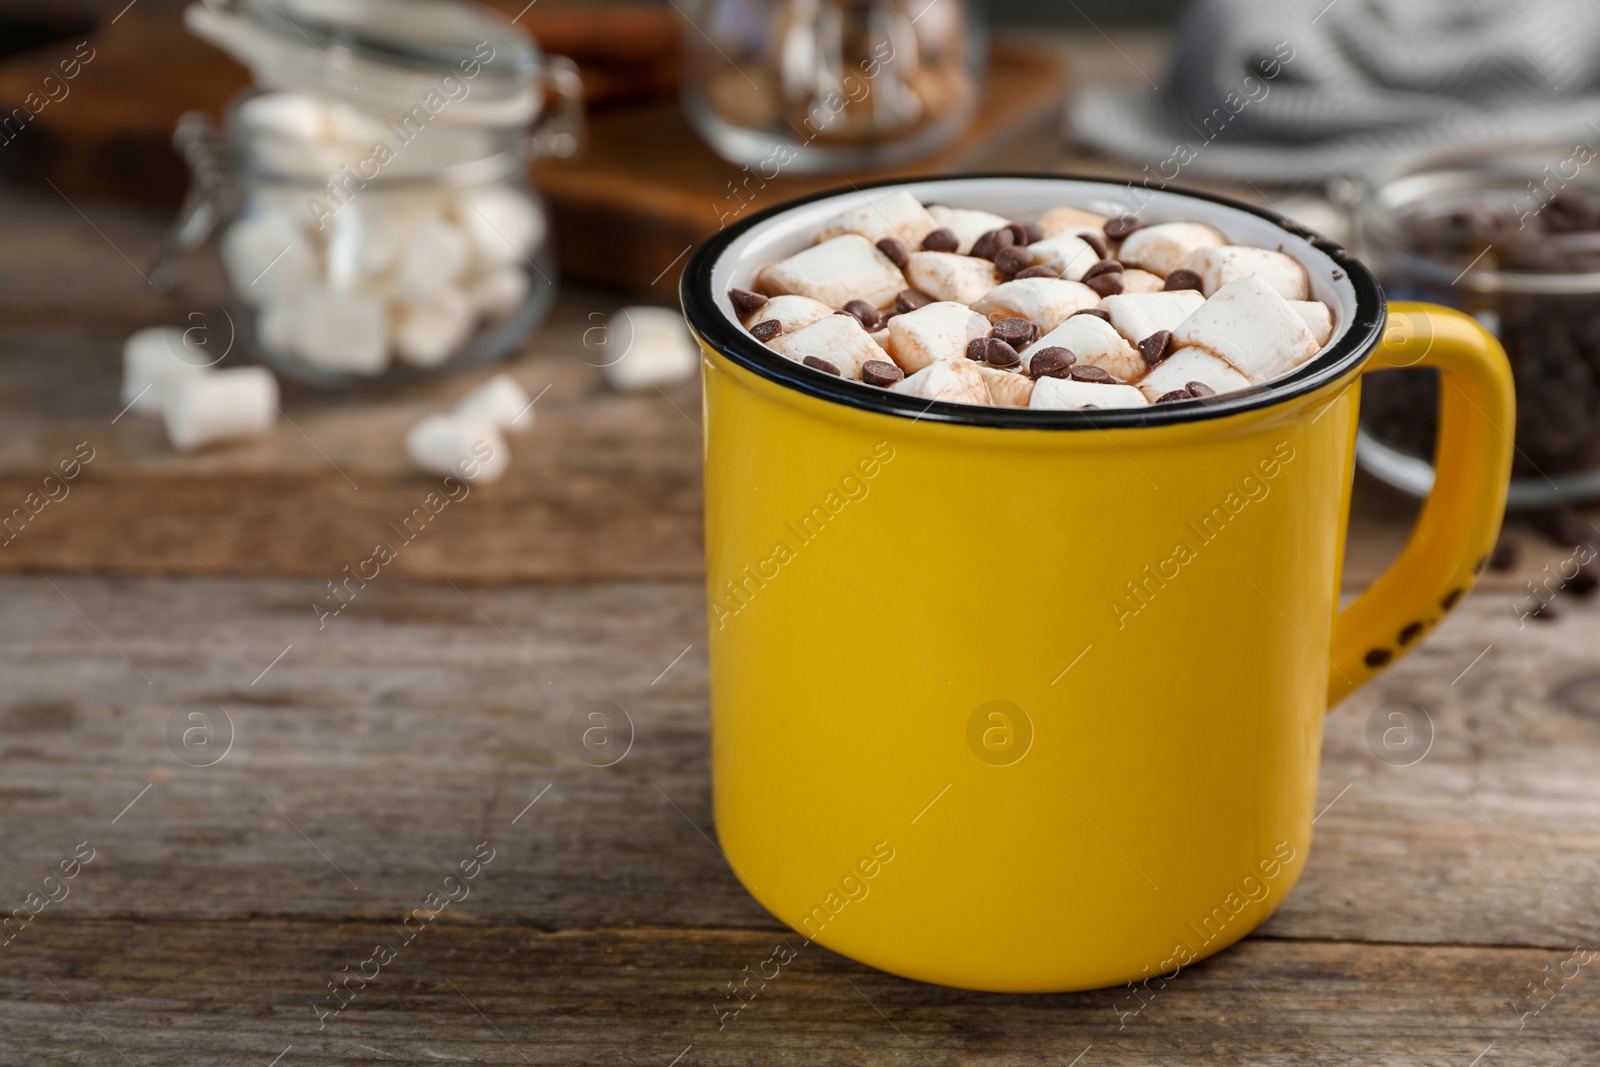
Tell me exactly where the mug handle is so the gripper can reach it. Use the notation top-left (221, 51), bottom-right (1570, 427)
top-left (1327, 302), bottom-right (1516, 707)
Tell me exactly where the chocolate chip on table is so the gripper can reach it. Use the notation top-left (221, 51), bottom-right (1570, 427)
top-left (1085, 272), bottom-right (1125, 297)
top-left (1028, 347), bottom-right (1076, 379)
top-left (921, 227), bottom-right (960, 252)
top-left (1185, 380), bottom-right (1217, 398)
top-left (1155, 389), bottom-right (1193, 404)
top-left (1014, 265), bottom-right (1060, 280)
top-left (994, 245), bottom-right (1033, 277)
top-left (1078, 231), bottom-right (1108, 259)
top-left (984, 340), bottom-right (1022, 368)
top-left (842, 299), bottom-right (884, 331)
top-left (749, 319), bottom-right (781, 342)
top-left (1023, 222), bottom-right (1045, 244)
top-left (730, 288), bottom-right (768, 315)
top-left (970, 228), bottom-right (1013, 262)
top-left (862, 360), bottom-right (904, 387)
top-left (1069, 364), bottom-right (1118, 384)
top-left (876, 237), bottom-right (909, 269)
top-left (1081, 259), bottom-right (1123, 281)
top-left (1164, 268), bottom-right (1204, 292)
top-left (1104, 215), bottom-right (1140, 240)
top-left (1072, 307), bottom-right (1112, 322)
top-left (895, 288), bottom-right (933, 314)
top-left (1139, 330), bottom-right (1174, 368)
top-left (990, 317), bottom-right (1038, 349)
top-left (802, 356), bottom-right (841, 376)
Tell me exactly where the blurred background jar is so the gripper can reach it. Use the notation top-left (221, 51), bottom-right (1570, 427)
top-left (156, 0), bottom-right (583, 386)
top-left (679, 0), bottom-right (984, 173)
top-left (1354, 145), bottom-right (1600, 507)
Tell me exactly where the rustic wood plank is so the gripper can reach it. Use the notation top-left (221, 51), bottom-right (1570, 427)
top-left (1, 922), bottom-right (1593, 1065)
top-left (2, 576), bottom-right (1599, 953)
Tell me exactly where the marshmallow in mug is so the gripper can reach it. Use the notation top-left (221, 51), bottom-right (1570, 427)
top-left (728, 190), bottom-right (1340, 410)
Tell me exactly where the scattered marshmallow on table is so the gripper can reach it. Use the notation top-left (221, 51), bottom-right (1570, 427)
top-left (122, 326), bottom-right (210, 414)
top-left (605, 305), bottom-right (700, 391)
top-left (406, 413), bottom-right (509, 484)
top-left (163, 366), bottom-right (280, 452)
top-left (456, 373), bottom-right (535, 431)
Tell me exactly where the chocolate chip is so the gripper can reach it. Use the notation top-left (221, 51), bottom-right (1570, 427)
top-left (1531, 600), bottom-right (1561, 621)
top-left (1185, 381), bottom-right (1217, 398)
top-left (921, 228), bottom-right (959, 253)
top-left (970, 228), bottom-right (1013, 262)
top-left (985, 342), bottom-right (1021, 368)
top-left (1164, 268), bottom-right (1204, 292)
top-left (1078, 231), bottom-right (1108, 259)
top-left (1569, 559), bottom-right (1600, 598)
top-left (1398, 621), bottom-right (1424, 645)
top-left (842, 299), bottom-right (884, 331)
top-left (994, 245), bottom-right (1032, 277)
top-left (1488, 538), bottom-right (1518, 572)
top-left (1014, 266), bottom-right (1060, 280)
top-left (1069, 364), bottom-right (1118, 384)
top-left (1364, 648), bottom-right (1392, 667)
top-left (1441, 588), bottom-right (1465, 610)
top-left (895, 289), bottom-right (933, 314)
top-left (1023, 223), bottom-right (1045, 243)
top-left (1081, 259), bottom-right (1123, 281)
top-left (730, 288), bottom-right (768, 316)
top-left (876, 238), bottom-right (909, 269)
top-left (1085, 272), bottom-right (1125, 297)
top-left (1072, 307), bottom-right (1112, 322)
top-left (1029, 347), bottom-right (1076, 379)
top-left (750, 319), bottom-right (781, 342)
top-left (966, 337), bottom-right (989, 361)
top-left (991, 317), bottom-right (1038, 349)
top-left (1005, 222), bottom-right (1030, 246)
top-left (802, 356), bottom-right (841, 376)
top-left (1155, 389), bottom-right (1193, 404)
top-left (1139, 330), bottom-right (1174, 368)
top-left (1105, 216), bottom-right (1140, 240)
top-left (862, 360), bottom-right (904, 387)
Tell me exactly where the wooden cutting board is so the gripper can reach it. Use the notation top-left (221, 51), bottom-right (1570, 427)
top-left (0, 2), bottom-right (1066, 293)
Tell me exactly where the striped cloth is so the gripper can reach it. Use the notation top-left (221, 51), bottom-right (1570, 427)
top-left (1069, 0), bottom-right (1600, 185)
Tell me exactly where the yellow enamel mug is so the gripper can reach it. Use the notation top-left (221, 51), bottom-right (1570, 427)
top-left (679, 176), bottom-right (1514, 993)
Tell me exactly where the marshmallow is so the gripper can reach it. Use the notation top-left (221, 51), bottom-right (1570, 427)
top-left (456, 373), bottom-right (535, 431)
top-left (1101, 291), bottom-right (1207, 347)
top-left (605, 305), bottom-right (700, 390)
top-left (1118, 222), bottom-right (1227, 277)
top-left (406, 414), bottom-right (509, 484)
top-left (1036, 206), bottom-right (1109, 239)
top-left (886, 300), bottom-right (991, 372)
top-left (292, 290), bottom-right (390, 374)
top-left (1120, 269), bottom-right (1166, 294)
top-left (971, 278), bottom-right (1101, 333)
top-left (1186, 245), bottom-right (1311, 300)
top-left (222, 212), bottom-right (319, 304)
top-left (394, 217), bottom-right (472, 301)
top-left (819, 189), bottom-right (939, 249)
top-left (471, 267), bottom-right (531, 319)
top-left (1172, 274), bottom-right (1319, 382)
top-left (903, 252), bottom-right (1004, 305)
top-left (454, 185), bottom-right (544, 269)
top-left (1026, 313), bottom-right (1143, 381)
top-left (769, 314), bottom-right (884, 379)
top-left (978, 366), bottom-right (1034, 407)
top-left (396, 289), bottom-right (475, 368)
top-left (926, 205), bottom-right (1013, 254)
top-left (122, 327), bottom-right (210, 414)
top-left (1029, 375), bottom-right (1149, 410)
top-left (756, 235), bottom-right (906, 309)
top-left (869, 327), bottom-right (890, 350)
top-left (890, 358), bottom-right (992, 405)
top-left (742, 294), bottom-right (834, 335)
top-left (1292, 300), bottom-right (1335, 347)
top-left (1136, 347), bottom-right (1251, 401)
top-left (162, 367), bottom-right (279, 451)
top-left (258, 300), bottom-right (299, 356)
top-left (1024, 234), bottom-right (1101, 281)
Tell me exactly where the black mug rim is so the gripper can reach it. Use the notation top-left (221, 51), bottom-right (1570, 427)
top-left (680, 173), bottom-right (1387, 430)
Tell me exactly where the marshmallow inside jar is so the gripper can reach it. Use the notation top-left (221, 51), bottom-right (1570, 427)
top-left (699, 177), bottom-right (1363, 422)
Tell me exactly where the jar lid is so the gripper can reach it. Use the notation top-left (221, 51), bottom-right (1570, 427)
top-left (187, 0), bottom-right (542, 127)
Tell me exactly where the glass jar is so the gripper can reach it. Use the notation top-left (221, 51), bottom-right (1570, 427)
top-left (156, 0), bottom-right (583, 385)
top-left (679, 0), bottom-right (983, 173)
top-left (1354, 145), bottom-right (1600, 506)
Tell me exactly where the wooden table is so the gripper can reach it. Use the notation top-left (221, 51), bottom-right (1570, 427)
top-left (3, 30), bottom-right (1600, 1067)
